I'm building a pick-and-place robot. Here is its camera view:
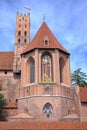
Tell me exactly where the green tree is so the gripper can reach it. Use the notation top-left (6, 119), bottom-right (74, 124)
top-left (0, 84), bottom-right (2, 91)
top-left (71, 68), bottom-right (87, 87)
top-left (0, 93), bottom-right (7, 115)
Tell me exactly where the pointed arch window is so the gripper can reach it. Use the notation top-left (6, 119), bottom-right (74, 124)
top-left (41, 52), bottom-right (53, 82)
top-left (30, 58), bottom-right (35, 83)
top-left (59, 58), bottom-right (65, 82)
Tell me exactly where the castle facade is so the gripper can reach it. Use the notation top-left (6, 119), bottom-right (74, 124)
top-left (0, 12), bottom-right (87, 121)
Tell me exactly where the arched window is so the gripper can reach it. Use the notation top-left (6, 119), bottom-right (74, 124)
top-left (18, 38), bottom-right (20, 43)
top-left (24, 31), bottom-right (27, 36)
top-left (44, 40), bottom-right (49, 45)
top-left (18, 31), bottom-right (21, 36)
top-left (41, 52), bottom-right (53, 82)
top-left (30, 58), bottom-right (35, 83)
top-left (43, 36), bottom-right (49, 46)
top-left (43, 103), bottom-right (53, 118)
top-left (24, 38), bottom-right (27, 43)
top-left (59, 58), bottom-right (65, 82)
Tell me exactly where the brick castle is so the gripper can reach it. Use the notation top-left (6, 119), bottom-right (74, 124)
top-left (0, 12), bottom-right (87, 121)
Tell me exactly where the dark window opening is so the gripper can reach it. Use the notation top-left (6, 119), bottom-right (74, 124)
top-left (24, 31), bottom-right (27, 36)
top-left (15, 99), bottom-right (18, 102)
top-left (81, 102), bottom-right (87, 106)
top-left (5, 71), bottom-right (7, 74)
top-left (24, 39), bottom-right (27, 43)
top-left (18, 31), bottom-right (21, 36)
top-left (59, 58), bottom-right (65, 82)
top-left (14, 73), bottom-right (21, 79)
top-left (18, 38), bottom-right (20, 43)
top-left (30, 58), bottom-right (35, 83)
top-left (45, 40), bottom-right (49, 45)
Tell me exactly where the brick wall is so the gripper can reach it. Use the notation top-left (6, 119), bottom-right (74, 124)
top-left (18, 96), bottom-right (62, 121)
top-left (18, 91), bottom-right (74, 121)
top-left (0, 71), bottom-right (13, 77)
top-left (0, 78), bottom-right (20, 102)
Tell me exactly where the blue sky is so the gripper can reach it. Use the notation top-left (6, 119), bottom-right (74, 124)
top-left (0, 0), bottom-right (87, 74)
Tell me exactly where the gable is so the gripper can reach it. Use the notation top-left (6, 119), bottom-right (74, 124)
top-left (23, 22), bottom-right (69, 54)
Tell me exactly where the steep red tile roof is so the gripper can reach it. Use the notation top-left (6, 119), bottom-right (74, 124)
top-left (4, 102), bottom-right (18, 109)
top-left (0, 52), bottom-right (14, 70)
top-left (80, 87), bottom-right (87, 102)
top-left (23, 22), bottom-right (69, 54)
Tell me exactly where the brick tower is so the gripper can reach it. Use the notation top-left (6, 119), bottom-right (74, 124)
top-left (13, 12), bottom-right (30, 77)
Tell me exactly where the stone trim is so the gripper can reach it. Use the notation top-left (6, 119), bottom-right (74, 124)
top-left (18, 95), bottom-right (73, 100)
